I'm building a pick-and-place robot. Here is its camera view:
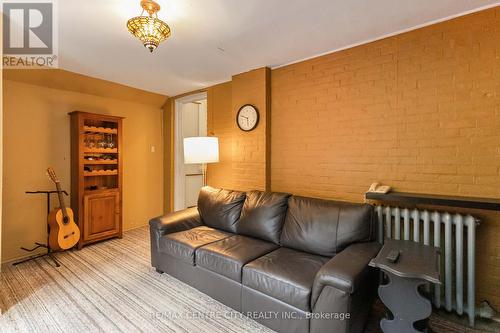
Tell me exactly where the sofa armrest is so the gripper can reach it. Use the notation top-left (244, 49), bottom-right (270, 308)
top-left (149, 207), bottom-right (202, 236)
top-left (312, 242), bottom-right (381, 304)
top-left (149, 207), bottom-right (202, 269)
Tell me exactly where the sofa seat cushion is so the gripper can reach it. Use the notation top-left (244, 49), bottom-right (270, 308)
top-left (242, 247), bottom-right (330, 312)
top-left (159, 226), bottom-right (232, 265)
top-left (196, 235), bottom-right (279, 282)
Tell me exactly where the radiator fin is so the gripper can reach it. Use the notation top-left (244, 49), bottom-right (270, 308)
top-left (375, 206), bottom-right (478, 327)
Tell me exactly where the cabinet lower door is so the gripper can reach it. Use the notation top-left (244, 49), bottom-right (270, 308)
top-left (83, 191), bottom-right (120, 242)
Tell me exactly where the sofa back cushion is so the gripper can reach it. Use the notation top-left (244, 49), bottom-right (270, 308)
top-left (236, 191), bottom-right (291, 244)
top-left (280, 196), bottom-right (373, 257)
top-left (197, 186), bottom-right (246, 233)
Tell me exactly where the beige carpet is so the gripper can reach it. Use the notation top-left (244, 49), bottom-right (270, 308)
top-left (1, 228), bottom-right (272, 333)
top-left (0, 226), bottom-right (497, 332)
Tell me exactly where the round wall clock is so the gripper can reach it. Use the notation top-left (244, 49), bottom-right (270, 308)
top-left (236, 104), bottom-right (259, 131)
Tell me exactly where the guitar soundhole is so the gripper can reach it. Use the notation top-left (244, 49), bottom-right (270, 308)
top-left (63, 216), bottom-right (69, 224)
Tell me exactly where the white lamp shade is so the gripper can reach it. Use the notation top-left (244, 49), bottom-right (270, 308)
top-left (183, 137), bottom-right (219, 164)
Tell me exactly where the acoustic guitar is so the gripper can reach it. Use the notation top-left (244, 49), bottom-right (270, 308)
top-left (47, 167), bottom-right (81, 250)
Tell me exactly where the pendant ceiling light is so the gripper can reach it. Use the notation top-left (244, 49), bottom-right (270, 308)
top-left (127, 0), bottom-right (171, 53)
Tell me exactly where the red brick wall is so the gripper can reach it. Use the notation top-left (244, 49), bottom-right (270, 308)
top-left (206, 68), bottom-right (271, 191)
top-left (181, 7), bottom-right (500, 308)
top-left (230, 68), bottom-right (270, 191)
top-left (271, 8), bottom-right (500, 307)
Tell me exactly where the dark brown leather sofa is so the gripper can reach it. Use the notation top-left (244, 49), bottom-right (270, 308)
top-left (150, 187), bottom-right (381, 333)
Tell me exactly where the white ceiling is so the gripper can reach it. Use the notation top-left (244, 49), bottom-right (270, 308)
top-left (59, 0), bottom-right (500, 96)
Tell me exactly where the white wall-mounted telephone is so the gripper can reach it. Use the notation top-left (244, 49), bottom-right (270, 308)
top-left (367, 183), bottom-right (392, 194)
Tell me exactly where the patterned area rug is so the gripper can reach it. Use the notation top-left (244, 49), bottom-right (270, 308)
top-left (1, 226), bottom-right (498, 332)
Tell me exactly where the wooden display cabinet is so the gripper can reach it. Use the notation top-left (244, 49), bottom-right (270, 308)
top-left (69, 111), bottom-right (123, 249)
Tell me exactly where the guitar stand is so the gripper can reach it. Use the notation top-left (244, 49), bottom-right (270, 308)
top-left (12, 190), bottom-right (69, 268)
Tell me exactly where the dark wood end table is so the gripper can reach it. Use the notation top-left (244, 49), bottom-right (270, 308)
top-left (369, 239), bottom-right (441, 333)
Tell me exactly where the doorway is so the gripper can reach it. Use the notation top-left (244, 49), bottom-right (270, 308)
top-left (174, 92), bottom-right (207, 211)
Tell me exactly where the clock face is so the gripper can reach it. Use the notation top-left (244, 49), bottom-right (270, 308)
top-left (237, 105), bottom-right (259, 131)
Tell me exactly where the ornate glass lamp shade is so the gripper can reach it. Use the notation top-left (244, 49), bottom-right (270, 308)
top-left (127, 0), bottom-right (171, 53)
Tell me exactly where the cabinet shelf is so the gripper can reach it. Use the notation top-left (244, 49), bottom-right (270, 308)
top-left (83, 160), bottom-right (118, 165)
top-left (84, 170), bottom-right (118, 177)
top-left (83, 126), bottom-right (118, 134)
top-left (84, 188), bottom-right (119, 195)
top-left (84, 148), bottom-right (118, 154)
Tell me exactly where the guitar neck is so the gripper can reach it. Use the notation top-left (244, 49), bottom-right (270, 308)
top-left (55, 181), bottom-right (68, 217)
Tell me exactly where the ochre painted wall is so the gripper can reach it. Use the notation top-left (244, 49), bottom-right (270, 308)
top-left (2, 72), bottom-right (165, 263)
top-left (0, 60), bottom-right (3, 265)
top-left (271, 9), bottom-right (500, 307)
top-left (163, 98), bottom-right (175, 213)
top-left (207, 82), bottom-right (233, 189)
top-left (3, 69), bottom-right (166, 107)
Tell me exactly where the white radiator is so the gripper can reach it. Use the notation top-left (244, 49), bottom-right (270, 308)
top-left (375, 206), bottom-right (479, 327)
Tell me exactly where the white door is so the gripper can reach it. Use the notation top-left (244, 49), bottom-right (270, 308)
top-left (174, 94), bottom-right (207, 210)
